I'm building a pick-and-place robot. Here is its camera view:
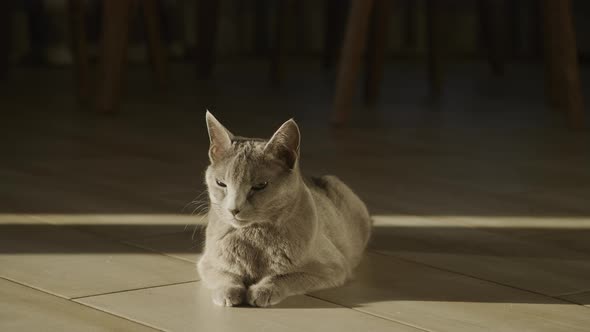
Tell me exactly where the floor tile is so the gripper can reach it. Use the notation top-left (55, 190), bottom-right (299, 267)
top-left (78, 281), bottom-right (421, 332)
top-left (124, 228), bottom-right (205, 263)
top-left (370, 215), bottom-right (590, 296)
top-left (0, 225), bottom-right (198, 298)
top-left (561, 291), bottom-right (590, 307)
top-left (0, 278), bottom-right (157, 332)
top-left (311, 253), bottom-right (590, 332)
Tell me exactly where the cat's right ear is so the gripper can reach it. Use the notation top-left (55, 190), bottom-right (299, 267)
top-left (264, 119), bottom-right (300, 169)
top-left (205, 111), bottom-right (233, 163)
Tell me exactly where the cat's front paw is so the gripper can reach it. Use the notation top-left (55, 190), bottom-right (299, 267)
top-left (212, 286), bottom-right (245, 307)
top-left (247, 283), bottom-right (285, 307)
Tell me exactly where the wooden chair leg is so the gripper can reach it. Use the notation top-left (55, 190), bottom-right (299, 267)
top-left (323, 0), bottom-right (349, 70)
top-left (507, 0), bottom-right (520, 58)
top-left (142, 0), bottom-right (168, 89)
top-left (67, 0), bottom-right (90, 104)
top-left (195, 0), bottom-right (220, 79)
top-left (331, 0), bottom-right (375, 125)
top-left (541, 0), bottom-right (585, 129)
top-left (426, 0), bottom-right (443, 101)
top-left (270, 0), bottom-right (290, 86)
top-left (479, 0), bottom-right (506, 76)
top-left (403, 0), bottom-right (417, 49)
top-left (97, 0), bottom-right (133, 114)
top-left (364, 0), bottom-right (392, 106)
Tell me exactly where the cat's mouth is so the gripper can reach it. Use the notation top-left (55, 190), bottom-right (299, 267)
top-left (230, 216), bottom-right (252, 228)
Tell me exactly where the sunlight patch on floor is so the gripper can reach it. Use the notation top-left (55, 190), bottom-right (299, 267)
top-left (373, 215), bottom-right (590, 229)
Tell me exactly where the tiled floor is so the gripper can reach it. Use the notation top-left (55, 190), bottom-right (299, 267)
top-left (1, 63), bottom-right (590, 331)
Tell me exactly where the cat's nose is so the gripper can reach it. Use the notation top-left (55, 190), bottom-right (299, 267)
top-left (229, 208), bottom-right (240, 216)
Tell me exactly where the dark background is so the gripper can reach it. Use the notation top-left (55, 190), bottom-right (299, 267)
top-left (1, 0), bottom-right (589, 217)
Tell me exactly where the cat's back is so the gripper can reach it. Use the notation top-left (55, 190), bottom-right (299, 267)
top-left (305, 175), bottom-right (371, 266)
top-left (306, 175), bottom-right (368, 218)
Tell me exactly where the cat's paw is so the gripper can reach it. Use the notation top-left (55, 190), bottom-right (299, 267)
top-left (211, 286), bottom-right (245, 307)
top-left (246, 283), bottom-right (285, 307)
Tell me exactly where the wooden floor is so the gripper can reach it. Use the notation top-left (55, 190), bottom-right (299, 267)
top-left (1, 63), bottom-right (590, 331)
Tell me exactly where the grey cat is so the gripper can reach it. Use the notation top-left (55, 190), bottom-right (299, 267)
top-left (197, 111), bottom-right (372, 307)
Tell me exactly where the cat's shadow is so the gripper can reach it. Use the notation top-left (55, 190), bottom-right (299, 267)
top-left (236, 296), bottom-right (339, 309)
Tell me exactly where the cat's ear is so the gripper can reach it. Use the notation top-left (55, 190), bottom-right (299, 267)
top-left (264, 119), bottom-right (300, 169)
top-left (205, 111), bottom-right (233, 163)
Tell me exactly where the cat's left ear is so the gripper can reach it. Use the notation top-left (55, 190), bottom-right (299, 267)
top-left (264, 119), bottom-right (300, 169)
top-left (205, 111), bottom-right (234, 163)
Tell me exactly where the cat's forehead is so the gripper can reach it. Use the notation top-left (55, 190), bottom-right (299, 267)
top-left (210, 138), bottom-right (279, 182)
top-left (230, 138), bottom-right (267, 158)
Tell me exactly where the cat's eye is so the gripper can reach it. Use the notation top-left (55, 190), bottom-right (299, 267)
top-left (216, 179), bottom-right (227, 188)
top-left (251, 182), bottom-right (268, 191)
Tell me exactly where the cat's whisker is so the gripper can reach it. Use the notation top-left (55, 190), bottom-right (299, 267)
top-left (191, 225), bottom-right (205, 241)
top-left (183, 198), bottom-right (207, 213)
top-left (189, 204), bottom-right (203, 214)
top-left (190, 214), bottom-right (208, 240)
top-left (190, 200), bottom-right (208, 209)
top-left (182, 190), bottom-right (210, 231)
top-left (190, 235), bottom-right (206, 250)
top-left (182, 190), bottom-right (209, 212)
top-left (190, 203), bottom-right (209, 216)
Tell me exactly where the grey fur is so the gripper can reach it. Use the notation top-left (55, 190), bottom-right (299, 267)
top-left (198, 111), bottom-right (372, 307)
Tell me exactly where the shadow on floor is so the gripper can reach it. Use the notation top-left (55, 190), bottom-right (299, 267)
top-left (1, 223), bottom-right (588, 257)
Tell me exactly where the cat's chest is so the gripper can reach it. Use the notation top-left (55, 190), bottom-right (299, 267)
top-left (217, 227), bottom-right (295, 278)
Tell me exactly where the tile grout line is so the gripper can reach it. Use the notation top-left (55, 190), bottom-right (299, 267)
top-left (75, 302), bottom-right (169, 332)
top-left (305, 294), bottom-right (433, 332)
top-left (368, 250), bottom-right (590, 308)
top-left (0, 275), bottom-right (71, 300)
top-left (121, 240), bottom-right (200, 265)
top-left (353, 307), bottom-right (437, 332)
top-left (76, 280), bottom-right (431, 331)
top-left (0, 276), bottom-right (165, 332)
top-left (72, 279), bottom-right (200, 300)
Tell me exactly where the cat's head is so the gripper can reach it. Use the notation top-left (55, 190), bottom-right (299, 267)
top-left (204, 111), bottom-right (301, 228)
